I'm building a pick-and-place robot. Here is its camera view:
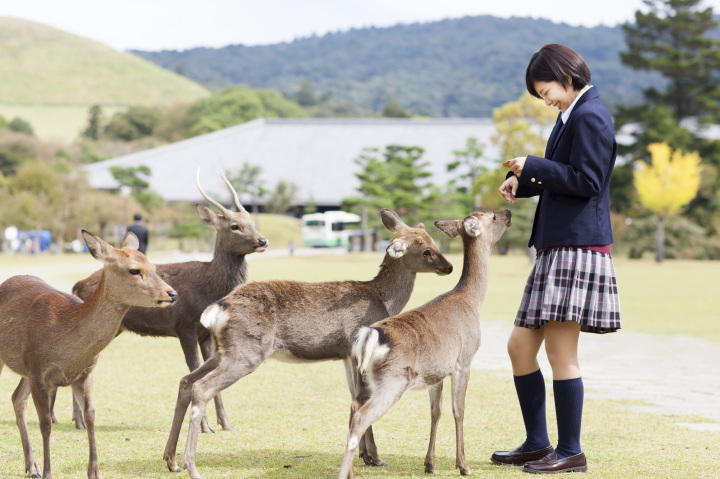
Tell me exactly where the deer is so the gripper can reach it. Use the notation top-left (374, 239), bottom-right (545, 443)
top-left (62, 170), bottom-right (268, 434)
top-left (0, 230), bottom-right (177, 479)
top-left (338, 209), bottom-right (512, 479)
top-left (161, 208), bottom-right (454, 479)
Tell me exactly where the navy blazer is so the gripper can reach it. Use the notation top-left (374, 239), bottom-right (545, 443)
top-left (514, 86), bottom-right (617, 249)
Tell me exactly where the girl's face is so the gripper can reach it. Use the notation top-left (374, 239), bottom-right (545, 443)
top-left (533, 80), bottom-right (580, 113)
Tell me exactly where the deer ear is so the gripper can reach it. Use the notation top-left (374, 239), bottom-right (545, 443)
top-left (82, 230), bottom-right (115, 263)
top-left (434, 220), bottom-right (461, 238)
top-left (380, 209), bottom-right (408, 232)
top-left (121, 232), bottom-right (140, 251)
top-left (463, 216), bottom-right (482, 237)
top-left (195, 203), bottom-right (220, 228)
top-left (386, 239), bottom-right (408, 258)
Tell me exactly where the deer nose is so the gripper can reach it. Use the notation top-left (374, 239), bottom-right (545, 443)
top-left (257, 238), bottom-right (268, 247)
top-left (448, 266), bottom-right (453, 274)
top-left (167, 290), bottom-right (178, 302)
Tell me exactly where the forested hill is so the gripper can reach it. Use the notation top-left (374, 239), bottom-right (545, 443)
top-left (132, 15), bottom-right (664, 117)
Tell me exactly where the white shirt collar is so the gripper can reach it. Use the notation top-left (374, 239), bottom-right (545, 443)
top-left (561, 85), bottom-right (591, 124)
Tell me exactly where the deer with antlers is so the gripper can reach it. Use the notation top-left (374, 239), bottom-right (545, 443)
top-left (64, 170), bottom-right (268, 433)
top-left (162, 209), bottom-right (454, 479)
top-left (0, 230), bottom-right (177, 479)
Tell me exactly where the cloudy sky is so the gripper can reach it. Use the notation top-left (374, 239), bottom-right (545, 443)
top-left (2, 0), bottom-right (720, 51)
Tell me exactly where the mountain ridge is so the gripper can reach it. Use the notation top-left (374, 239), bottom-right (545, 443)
top-left (132, 15), bottom-right (665, 116)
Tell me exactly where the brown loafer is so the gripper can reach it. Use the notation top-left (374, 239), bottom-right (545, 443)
top-left (490, 445), bottom-right (555, 466)
top-left (522, 452), bottom-right (587, 474)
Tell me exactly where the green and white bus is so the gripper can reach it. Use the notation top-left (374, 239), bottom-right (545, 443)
top-left (301, 211), bottom-right (361, 247)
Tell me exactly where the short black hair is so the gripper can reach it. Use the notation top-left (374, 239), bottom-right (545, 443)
top-left (133, 213), bottom-right (142, 221)
top-left (525, 44), bottom-right (591, 99)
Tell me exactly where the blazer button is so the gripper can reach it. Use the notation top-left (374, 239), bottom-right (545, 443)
top-left (531, 178), bottom-right (536, 182)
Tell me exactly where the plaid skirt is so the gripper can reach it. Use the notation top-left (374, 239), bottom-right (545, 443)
top-left (515, 247), bottom-right (621, 333)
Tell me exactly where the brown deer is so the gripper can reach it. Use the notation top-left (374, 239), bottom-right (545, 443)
top-left (338, 209), bottom-right (511, 479)
top-left (65, 170), bottom-right (267, 433)
top-left (0, 230), bottom-right (177, 479)
top-left (162, 209), bottom-right (454, 479)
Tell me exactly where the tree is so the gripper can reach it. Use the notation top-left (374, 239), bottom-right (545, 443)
top-left (226, 162), bottom-right (267, 216)
top-left (83, 105), bottom-right (104, 141)
top-left (634, 142), bottom-right (702, 262)
top-left (343, 145), bottom-right (433, 229)
top-left (382, 97), bottom-right (411, 118)
top-left (492, 92), bottom-right (557, 159)
top-left (109, 165), bottom-right (164, 213)
top-left (8, 118), bottom-right (34, 136)
top-left (447, 137), bottom-right (487, 211)
top-left (0, 140), bottom-right (36, 176)
top-left (265, 180), bottom-right (299, 214)
top-left (617, 0), bottom-right (720, 234)
top-left (188, 85), bottom-right (306, 137)
top-left (293, 79), bottom-right (318, 107)
top-left (621, 0), bottom-right (720, 123)
top-left (104, 106), bottom-right (162, 141)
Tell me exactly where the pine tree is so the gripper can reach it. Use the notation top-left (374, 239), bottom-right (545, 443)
top-left (621, 0), bottom-right (720, 122)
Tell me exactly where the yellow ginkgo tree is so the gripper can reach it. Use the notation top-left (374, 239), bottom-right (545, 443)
top-left (634, 142), bottom-right (702, 262)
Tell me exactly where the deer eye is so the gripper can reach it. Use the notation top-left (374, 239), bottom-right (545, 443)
top-left (129, 269), bottom-right (141, 275)
top-left (493, 214), bottom-right (497, 221)
top-left (423, 250), bottom-right (431, 258)
top-left (231, 224), bottom-right (242, 231)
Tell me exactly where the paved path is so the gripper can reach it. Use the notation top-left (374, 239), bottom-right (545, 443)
top-left (473, 319), bottom-right (720, 431)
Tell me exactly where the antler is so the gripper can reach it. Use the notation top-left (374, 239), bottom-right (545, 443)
top-left (217, 170), bottom-right (247, 213)
top-left (196, 169), bottom-right (232, 217)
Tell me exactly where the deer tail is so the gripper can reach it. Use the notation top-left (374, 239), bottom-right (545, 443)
top-left (352, 327), bottom-right (389, 376)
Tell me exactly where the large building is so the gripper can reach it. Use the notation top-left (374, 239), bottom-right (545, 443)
top-left (84, 117), bottom-right (505, 208)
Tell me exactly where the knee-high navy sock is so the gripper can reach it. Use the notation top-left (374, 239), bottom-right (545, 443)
top-left (514, 369), bottom-right (551, 452)
top-left (553, 377), bottom-right (584, 458)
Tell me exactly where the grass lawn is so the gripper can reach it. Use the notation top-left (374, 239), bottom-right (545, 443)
top-left (0, 252), bottom-right (718, 478)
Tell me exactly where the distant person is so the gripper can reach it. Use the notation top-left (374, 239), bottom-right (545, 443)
top-left (127, 213), bottom-right (149, 254)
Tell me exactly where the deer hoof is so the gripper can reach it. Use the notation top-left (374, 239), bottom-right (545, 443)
top-left (222, 425), bottom-right (236, 431)
top-left (459, 466), bottom-right (473, 476)
top-left (424, 462), bottom-right (435, 474)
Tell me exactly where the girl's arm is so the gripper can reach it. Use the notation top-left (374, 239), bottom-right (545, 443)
top-left (520, 112), bottom-right (615, 198)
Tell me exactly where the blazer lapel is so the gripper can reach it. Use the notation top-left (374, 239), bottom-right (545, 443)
top-left (547, 120), bottom-right (568, 159)
top-left (544, 113), bottom-right (563, 158)
top-left (544, 86), bottom-right (599, 159)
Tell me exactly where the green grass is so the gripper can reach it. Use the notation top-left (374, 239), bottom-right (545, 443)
top-left (0, 336), bottom-right (718, 479)
top-left (0, 17), bottom-right (209, 143)
top-left (246, 253), bottom-right (720, 343)
top-left (0, 104), bottom-right (125, 144)
top-left (0, 253), bottom-right (718, 478)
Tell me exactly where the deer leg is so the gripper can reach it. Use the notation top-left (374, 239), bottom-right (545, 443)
top-left (183, 354), bottom-right (264, 479)
top-left (29, 380), bottom-right (54, 479)
top-left (451, 368), bottom-right (472, 476)
top-left (73, 373), bottom-right (99, 479)
top-left (178, 331), bottom-right (214, 434)
top-left (343, 358), bottom-right (387, 467)
top-left (48, 389), bottom-right (60, 424)
top-left (338, 380), bottom-right (408, 479)
top-left (164, 354), bottom-right (221, 473)
top-left (199, 335), bottom-right (233, 431)
top-left (424, 382), bottom-right (444, 474)
top-left (13, 378), bottom-right (41, 479)
top-left (71, 393), bottom-right (86, 429)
